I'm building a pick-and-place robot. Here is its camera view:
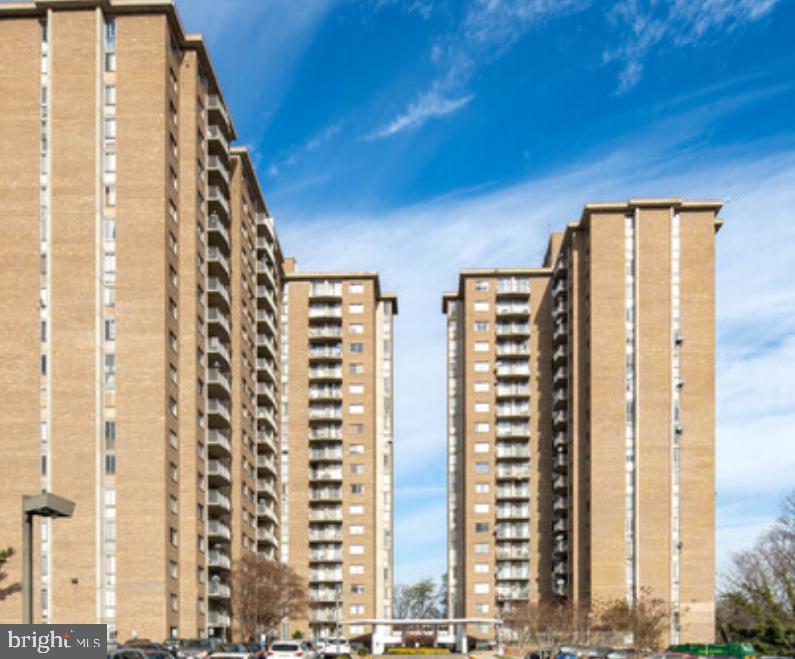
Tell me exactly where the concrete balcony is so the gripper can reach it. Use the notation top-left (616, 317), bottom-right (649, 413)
top-left (552, 410), bottom-right (567, 429)
top-left (256, 527), bottom-right (278, 545)
top-left (552, 431), bottom-right (567, 450)
top-left (208, 398), bottom-right (231, 424)
top-left (553, 475), bottom-right (568, 492)
top-left (496, 486), bottom-right (530, 500)
top-left (309, 547), bottom-right (343, 561)
top-left (553, 452), bottom-right (568, 472)
top-left (207, 94), bottom-right (230, 131)
top-left (496, 404), bottom-right (530, 419)
top-left (207, 184), bottom-right (230, 217)
top-left (496, 303), bottom-right (530, 317)
top-left (207, 550), bottom-right (231, 570)
top-left (308, 406), bottom-right (342, 420)
top-left (207, 308), bottom-right (231, 339)
top-left (257, 406), bottom-right (278, 432)
top-left (496, 585), bottom-right (530, 600)
top-left (309, 427), bottom-right (343, 441)
top-left (309, 468), bottom-right (343, 482)
top-left (207, 458), bottom-right (231, 483)
top-left (257, 501), bottom-right (278, 523)
top-left (207, 154), bottom-right (230, 188)
top-left (310, 588), bottom-right (342, 602)
top-left (309, 489), bottom-right (343, 503)
top-left (496, 383), bottom-right (530, 398)
top-left (495, 524), bottom-right (530, 540)
top-left (256, 358), bottom-right (277, 383)
top-left (207, 429), bottom-right (231, 455)
top-left (309, 346), bottom-right (343, 360)
top-left (308, 325), bottom-right (342, 339)
top-left (553, 322), bottom-right (568, 344)
top-left (496, 544), bottom-right (530, 560)
top-left (256, 454), bottom-right (277, 475)
top-left (552, 279), bottom-right (567, 297)
top-left (207, 367), bottom-right (231, 396)
top-left (309, 387), bottom-right (343, 401)
top-left (208, 581), bottom-right (231, 599)
top-left (308, 528), bottom-right (343, 542)
top-left (552, 300), bottom-right (567, 318)
top-left (207, 124), bottom-right (229, 154)
top-left (553, 366), bottom-right (568, 384)
top-left (496, 363), bottom-right (531, 378)
top-left (552, 345), bottom-right (568, 364)
top-left (309, 508), bottom-right (343, 522)
top-left (496, 505), bottom-right (529, 520)
top-left (496, 323), bottom-right (530, 336)
top-left (309, 284), bottom-right (342, 299)
top-left (308, 305), bottom-right (342, 319)
top-left (496, 279), bottom-right (530, 295)
top-left (308, 367), bottom-right (343, 381)
top-left (207, 277), bottom-right (230, 308)
top-left (496, 424), bottom-right (530, 438)
top-left (207, 520), bottom-right (231, 540)
top-left (309, 570), bottom-right (343, 583)
top-left (208, 490), bottom-right (231, 512)
top-left (496, 465), bottom-right (530, 480)
top-left (208, 610), bottom-right (231, 627)
top-left (208, 213), bottom-right (230, 250)
top-left (496, 342), bottom-right (530, 356)
top-left (497, 566), bottom-right (530, 580)
top-left (553, 388), bottom-right (568, 409)
top-left (207, 245), bottom-right (230, 277)
top-left (495, 443), bottom-right (530, 459)
top-left (208, 337), bottom-right (231, 368)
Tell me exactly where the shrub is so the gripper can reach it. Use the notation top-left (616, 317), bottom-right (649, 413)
top-left (386, 649), bottom-right (450, 655)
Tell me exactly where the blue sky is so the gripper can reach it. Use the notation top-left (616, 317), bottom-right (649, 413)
top-left (174, 0), bottom-right (795, 587)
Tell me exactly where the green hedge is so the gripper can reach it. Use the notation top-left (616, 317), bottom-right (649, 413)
top-left (386, 649), bottom-right (450, 655)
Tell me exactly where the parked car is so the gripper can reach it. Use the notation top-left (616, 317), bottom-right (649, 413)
top-left (323, 637), bottom-right (351, 658)
top-left (178, 638), bottom-right (221, 659)
top-left (209, 652), bottom-right (255, 659)
top-left (242, 641), bottom-right (266, 658)
top-left (108, 651), bottom-right (148, 659)
top-left (267, 640), bottom-right (318, 659)
top-left (314, 639), bottom-right (327, 656)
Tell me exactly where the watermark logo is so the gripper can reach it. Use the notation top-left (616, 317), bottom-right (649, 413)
top-left (0, 625), bottom-right (106, 658)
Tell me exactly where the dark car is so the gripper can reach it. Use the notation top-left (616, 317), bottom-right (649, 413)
top-left (243, 641), bottom-right (266, 658)
top-left (178, 638), bottom-right (221, 659)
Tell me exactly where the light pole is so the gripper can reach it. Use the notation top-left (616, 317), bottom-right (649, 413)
top-left (22, 492), bottom-right (75, 624)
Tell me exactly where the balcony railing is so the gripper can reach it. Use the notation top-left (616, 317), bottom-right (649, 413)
top-left (207, 429), bottom-right (231, 453)
top-left (496, 383), bottom-right (530, 397)
top-left (496, 363), bottom-right (531, 377)
top-left (495, 444), bottom-right (530, 459)
top-left (207, 245), bottom-right (230, 275)
top-left (208, 489), bottom-right (231, 512)
top-left (309, 367), bottom-right (343, 380)
top-left (496, 424), bottom-right (530, 438)
top-left (308, 326), bottom-right (343, 339)
top-left (309, 509), bottom-right (343, 522)
top-left (309, 346), bottom-right (343, 359)
top-left (308, 406), bottom-right (343, 420)
top-left (207, 308), bottom-right (231, 337)
top-left (496, 505), bottom-right (529, 519)
top-left (495, 525), bottom-right (530, 540)
top-left (207, 154), bottom-right (230, 186)
top-left (309, 571), bottom-right (343, 582)
top-left (208, 337), bottom-right (231, 365)
top-left (207, 520), bottom-right (231, 540)
top-left (496, 303), bottom-right (530, 316)
top-left (496, 544), bottom-right (530, 559)
top-left (257, 527), bottom-right (277, 545)
top-left (309, 489), bottom-right (343, 502)
top-left (310, 468), bottom-right (343, 481)
top-left (207, 185), bottom-right (230, 216)
top-left (309, 427), bottom-right (343, 440)
top-left (208, 398), bottom-right (231, 423)
top-left (496, 342), bottom-right (530, 356)
top-left (207, 459), bottom-right (231, 482)
top-left (208, 368), bottom-right (231, 393)
top-left (497, 279), bottom-right (530, 294)
top-left (308, 528), bottom-right (343, 542)
top-left (496, 486), bottom-right (530, 499)
top-left (496, 323), bottom-right (530, 336)
top-left (207, 550), bottom-right (231, 570)
top-left (309, 284), bottom-right (342, 298)
top-left (208, 610), bottom-right (231, 627)
top-left (208, 213), bottom-right (230, 247)
top-left (208, 581), bottom-right (231, 598)
top-left (207, 124), bottom-right (229, 153)
top-left (496, 465), bottom-right (530, 479)
top-left (308, 305), bottom-right (342, 319)
top-left (496, 404), bottom-right (530, 418)
top-left (207, 277), bottom-right (230, 306)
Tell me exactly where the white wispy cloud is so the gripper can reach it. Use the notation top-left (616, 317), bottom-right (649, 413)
top-left (268, 122), bottom-right (343, 177)
top-left (365, 90), bottom-right (474, 140)
top-left (367, 0), bottom-right (581, 139)
top-left (604, 0), bottom-right (782, 93)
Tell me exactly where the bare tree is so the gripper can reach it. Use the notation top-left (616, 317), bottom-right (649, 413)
top-left (0, 547), bottom-right (21, 602)
top-left (502, 599), bottom-right (587, 650)
top-left (233, 554), bottom-right (307, 639)
top-left (718, 490), bottom-right (795, 656)
top-left (393, 578), bottom-right (442, 619)
top-left (595, 587), bottom-right (668, 653)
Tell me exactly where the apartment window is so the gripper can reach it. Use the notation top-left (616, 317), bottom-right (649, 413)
top-left (104, 17), bottom-right (116, 49)
top-left (104, 150), bottom-right (116, 175)
top-left (474, 543), bottom-right (489, 553)
top-left (351, 484), bottom-right (364, 494)
top-left (170, 167), bottom-right (178, 189)
top-left (40, 354), bottom-right (47, 375)
top-left (169, 430), bottom-right (178, 449)
top-left (474, 301), bottom-right (489, 312)
top-left (475, 462), bottom-right (489, 474)
top-left (103, 252), bottom-right (116, 282)
top-left (169, 364), bottom-right (178, 384)
top-left (169, 331), bottom-right (178, 352)
top-left (104, 184), bottom-right (116, 207)
top-left (474, 281), bottom-right (489, 291)
top-left (475, 563), bottom-right (490, 574)
top-left (105, 84), bottom-right (116, 107)
top-left (475, 422), bottom-right (490, 432)
top-left (474, 321), bottom-right (489, 332)
top-left (474, 361), bottom-right (489, 373)
top-left (104, 354), bottom-right (116, 390)
top-left (350, 525), bottom-right (364, 536)
top-left (105, 420), bottom-right (116, 450)
top-left (474, 341), bottom-right (490, 352)
top-left (349, 323), bottom-right (364, 335)
top-left (474, 381), bottom-right (489, 393)
top-left (104, 118), bottom-right (116, 139)
top-left (41, 455), bottom-right (47, 476)
top-left (104, 454), bottom-right (115, 475)
top-left (474, 504), bottom-right (490, 514)
top-left (169, 462), bottom-right (178, 482)
top-left (169, 397), bottom-right (177, 417)
top-left (349, 342), bottom-right (364, 353)
top-left (349, 403), bottom-right (364, 415)
top-left (349, 303), bottom-right (364, 314)
top-left (168, 231), bottom-right (178, 254)
top-left (169, 561), bottom-right (178, 579)
top-left (351, 584), bottom-right (365, 594)
top-left (350, 444), bottom-right (364, 454)
top-left (350, 564), bottom-right (364, 575)
top-left (475, 603), bottom-right (490, 613)
top-left (350, 464), bottom-right (364, 475)
top-left (103, 217), bottom-right (116, 240)
top-left (349, 423), bottom-right (364, 435)
top-left (474, 442), bottom-right (490, 454)
top-left (349, 504), bottom-right (364, 515)
top-left (169, 495), bottom-right (178, 514)
top-left (350, 604), bottom-right (364, 614)
top-left (474, 402), bottom-right (490, 413)
top-left (349, 383), bottom-right (364, 395)
top-left (169, 297), bottom-right (178, 319)
top-left (474, 583), bottom-right (490, 594)
top-left (349, 283), bottom-right (364, 294)
top-left (169, 200), bottom-right (178, 223)
top-left (475, 483), bottom-right (489, 493)
top-left (105, 51), bottom-right (116, 72)
top-left (350, 545), bottom-right (364, 555)
top-left (475, 522), bottom-right (490, 533)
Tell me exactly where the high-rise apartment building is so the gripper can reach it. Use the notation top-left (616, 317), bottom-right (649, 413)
top-left (444, 199), bottom-right (722, 644)
top-left (279, 263), bottom-right (397, 639)
top-left (0, 0), bottom-right (282, 643)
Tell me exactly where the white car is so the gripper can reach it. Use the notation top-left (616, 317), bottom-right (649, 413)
top-left (268, 641), bottom-right (318, 659)
top-left (323, 638), bottom-right (351, 657)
